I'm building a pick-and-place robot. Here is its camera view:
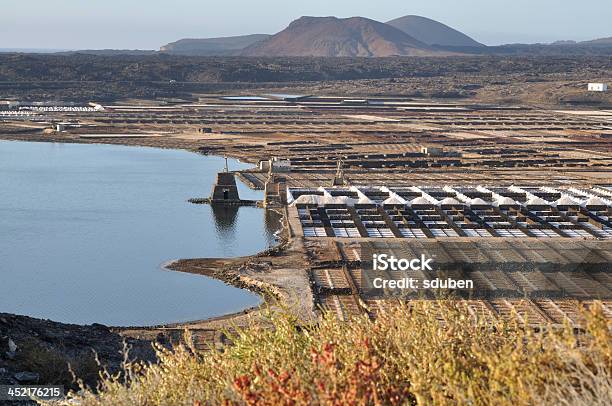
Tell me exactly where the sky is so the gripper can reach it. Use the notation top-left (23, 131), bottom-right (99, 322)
top-left (1, 0), bottom-right (611, 50)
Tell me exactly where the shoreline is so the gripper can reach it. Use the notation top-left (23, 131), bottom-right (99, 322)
top-left (0, 136), bottom-right (311, 334)
top-left (0, 132), bottom-right (259, 164)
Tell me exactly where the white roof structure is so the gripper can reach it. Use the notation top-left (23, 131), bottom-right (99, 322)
top-left (356, 195), bottom-right (375, 205)
top-left (409, 196), bottom-right (436, 206)
top-left (321, 195), bottom-right (339, 205)
top-left (524, 196), bottom-right (551, 207)
top-left (493, 196), bottom-right (518, 207)
top-left (437, 197), bottom-right (462, 207)
top-left (469, 198), bottom-right (490, 206)
top-left (582, 196), bottom-right (607, 208)
top-left (332, 196), bottom-right (358, 206)
top-left (383, 196), bottom-right (406, 206)
top-left (554, 195), bottom-right (581, 207)
top-left (292, 194), bottom-right (360, 207)
top-left (588, 83), bottom-right (608, 92)
top-left (292, 194), bottom-right (323, 206)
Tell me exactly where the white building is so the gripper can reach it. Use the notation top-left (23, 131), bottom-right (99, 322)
top-left (588, 83), bottom-right (608, 92)
top-left (421, 146), bottom-right (443, 156)
top-left (259, 157), bottom-right (292, 173)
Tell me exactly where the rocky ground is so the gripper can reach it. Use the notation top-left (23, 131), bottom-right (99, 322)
top-left (0, 313), bottom-right (158, 389)
top-left (1, 54), bottom-right (610, 106)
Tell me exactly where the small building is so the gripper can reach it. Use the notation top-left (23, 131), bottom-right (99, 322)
top-left (259, 157), bottom-right (291, 173)
top-left (0, 101), bottom-right (19, 110)
top-left (210, 172), bottom-right (240, 203)
top-left (258, 160), bottom-right (270, 172)
top-left (54, 121), bottom-right (81, 132)
top-left (588, 83), bottom-right (608, 92)
top-left (421, 146), bottom-right (443, 156)
top-left (420, 146), bottom-right (462, 158)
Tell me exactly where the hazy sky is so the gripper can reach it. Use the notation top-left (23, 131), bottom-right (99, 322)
top-left (2, 0), bottom-right (611, 50)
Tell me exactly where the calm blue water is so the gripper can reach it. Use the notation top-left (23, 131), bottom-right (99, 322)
top-left (0, 141), bottom-right (277, 326)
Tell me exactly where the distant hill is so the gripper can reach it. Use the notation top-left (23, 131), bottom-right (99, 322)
top-left (160, 34), bottom-right (270, 56)
top-left (550, 40), bottom-right (578, 46)
top-left (0, 48), bottom-right (71, 54)
top-left (386, 15), bottom-right (483, 47)
top-left (548, 37), bottom-right (612, 46)
top-left (241, 16), bottom-right (453, 57)
top-left (58, 49), bottom-right (157, 56)
top-left (154, 15), bottom-right (610, 58)
top-left (580, 36), bottom-right (612, 45)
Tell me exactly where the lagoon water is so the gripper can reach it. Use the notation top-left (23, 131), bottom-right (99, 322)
top-left (0, 141), bottom-right (277, 326)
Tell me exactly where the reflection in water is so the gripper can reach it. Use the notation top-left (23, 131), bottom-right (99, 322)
top-left (210, 205), bottom-right (283, 250)
top-left (211, 204), bottom-right (239, 240)
top-left (264, 209), bottom-right (283, 248)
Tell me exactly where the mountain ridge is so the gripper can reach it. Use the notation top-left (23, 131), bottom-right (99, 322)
top-left (148, 14), bottom-right (611, 57)
top-left (160, 34), bottom-right (270, 55)
top-left (386, 15), bottom-right (483, 47)
top-left (579, 36), bottom-right (612, 45)
top-left (241, 16), bottom-right (452, 57)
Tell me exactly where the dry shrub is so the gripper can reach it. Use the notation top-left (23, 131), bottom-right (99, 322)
top-left (63, 301), bottom-right (611, 406)
top-left (15, 338), bottom-right (100, 389)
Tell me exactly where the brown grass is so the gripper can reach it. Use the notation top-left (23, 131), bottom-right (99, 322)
top-left (61, 300), bottom-right (611, 405)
